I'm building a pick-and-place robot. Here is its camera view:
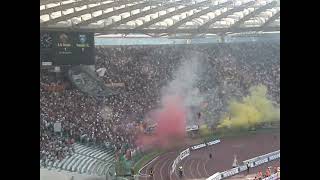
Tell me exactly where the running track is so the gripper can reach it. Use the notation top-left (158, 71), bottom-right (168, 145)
top-left (139, 130), bottom-right (280, 180)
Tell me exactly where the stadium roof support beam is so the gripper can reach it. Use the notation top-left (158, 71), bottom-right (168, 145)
top-left (166, 1), bottom-right (233, 33)
top-left (40, 26), bottom-right (279, 34)
top-left (261, 11), bottom-right (280, 28)
top-left (101, 1), bottom-right (183, 30)
top-left (134, 0), bottom-right (212, 30)
top-left (40, 0), bottom-right (103, 16)
top-left (197, 1), bottom-right (256, 32)
top-left (41, 0), bottom-right (142, 26)
top-left (75, 1), bottom-right (161, 27)
top-left (40, 0), bottom-right (65, 6)
top-left (230, 1), bottom-right (278, 28)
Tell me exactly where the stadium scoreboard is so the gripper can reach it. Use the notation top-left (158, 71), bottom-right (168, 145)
top-left (40, 31), bottom-right (94, 66)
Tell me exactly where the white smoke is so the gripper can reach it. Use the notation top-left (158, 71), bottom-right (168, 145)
top-left (161, 50), bottom-right (205, 125)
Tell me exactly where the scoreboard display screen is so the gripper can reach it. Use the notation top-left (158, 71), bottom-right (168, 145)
top-left (40, 31), bottom-right (94, 66)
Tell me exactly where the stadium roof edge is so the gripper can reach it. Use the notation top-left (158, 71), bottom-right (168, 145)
top-left (40, 0), bottom-right (280, 36)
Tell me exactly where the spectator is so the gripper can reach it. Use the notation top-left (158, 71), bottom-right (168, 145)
top-left (40, 42), bottom-right (280, 165)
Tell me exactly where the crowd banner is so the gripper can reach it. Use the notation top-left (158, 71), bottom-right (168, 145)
top-left (171, 148), bottom-right (190, 174)
top-left (253, 157), bottom-right (269, 167)
top-left (206, 139), bottom-right (221, 146)
top-left (243, 150), bottom-right (280, 167)
top-left (207, 172), bottom-right (221, 180)
top-left (179, 148), bottom-right (190, 160)
top-left (238, 165), bottom-right (248, 172)
top-left (260, 150), bottom-right (280, 160)
top-left (247, 150), bottom-right (279, 162)
top-left (206, 150), bottom-right (280, 180)
top-left (171, 157), bottom-right (179, 174)
top-left (268, 153), bottom-right (280, 161)
top-left (262, 173), bottom-right (278, 180)
top-left (220, 167), bottom-right (239, 178)
top-left (191, 143), bottom-right (206, 150)
top-left (191, 139), bottom-right (221, 150)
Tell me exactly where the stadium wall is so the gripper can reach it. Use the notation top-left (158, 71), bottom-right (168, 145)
top-left (206, 150), bottom-right (280, 180)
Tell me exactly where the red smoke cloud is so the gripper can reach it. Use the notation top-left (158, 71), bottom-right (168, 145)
top-left (136, 96), bottom-right (187, 148)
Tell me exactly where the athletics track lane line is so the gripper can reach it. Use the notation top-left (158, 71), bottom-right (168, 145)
top-left (196, 159), bottom-right (202, 178)
top-left (160, 157), bottom-right (172, 180)
top-left (203, 159), bottom-right (210, 177)
top-left (189, 159), bottom-right (196, 179)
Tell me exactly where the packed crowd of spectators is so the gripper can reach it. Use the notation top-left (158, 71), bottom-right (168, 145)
top-left (40, 71), bottom-right (138, 166)
top-left (95, 42), bottom-right (279, 123)
top-left (40, 41), bottom-right (280, 165)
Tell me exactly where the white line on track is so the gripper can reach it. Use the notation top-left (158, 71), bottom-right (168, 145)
top-left (203, 159), bottom-right (209, 177)
top-left (152, 156), bottom-right (169, 179)
top-left (168, 159), bottom-right (173, 180)
top-left (139, 152), bottom-right (176, 177)
top-left (160, 157), bottom-right (171, 180)
top-left (189, 160), bottom-right (195, 179)
top-left (139, 156), bottom-right (160, 175)
top-left (204, 157), bottom-right (212, 177)
top-left (196, 160), bottom-right (201, 178)
top-left (166, 154), bottom-right (178, 180)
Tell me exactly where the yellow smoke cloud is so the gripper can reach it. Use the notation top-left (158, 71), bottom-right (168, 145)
top-left (199, 124), bottom-right (210, 137)
top-left (217, 84), bottom-right (279, 130)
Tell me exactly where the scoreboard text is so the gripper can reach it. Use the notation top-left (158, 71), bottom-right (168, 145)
top-left (40, 31), bottom-right (94, 66)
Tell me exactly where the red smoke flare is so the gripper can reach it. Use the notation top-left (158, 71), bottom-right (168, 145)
top-left (136, 96), bottom-right (187, 148)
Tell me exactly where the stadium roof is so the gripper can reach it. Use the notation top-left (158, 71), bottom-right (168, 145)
top-left (40, 0), bottom-right (280, 37)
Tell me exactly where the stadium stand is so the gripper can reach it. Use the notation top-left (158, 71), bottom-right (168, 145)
top-left (40, 143), bottom-right (114, 176)
top-left (40, 0), bottom-right (280, 178)
top-left (40, 42), bottom-right (279, 176)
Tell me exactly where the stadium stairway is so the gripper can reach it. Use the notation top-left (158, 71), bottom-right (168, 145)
top-left (41, 143), bottom-right (115, 176)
